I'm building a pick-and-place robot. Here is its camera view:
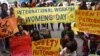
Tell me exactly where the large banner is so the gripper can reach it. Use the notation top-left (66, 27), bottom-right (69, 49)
top-left (0, 17), bottom-right (17, 38)
top-left (14, 6), bottom-right (75, 24)
top-left (9, 35), bottom-right (32, 56)
top-left (76, 10), bottom-right (100, 35)
top-left (32, 38), bottom-right (60, 56)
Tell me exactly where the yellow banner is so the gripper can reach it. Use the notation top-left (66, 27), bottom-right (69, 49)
top-left (76, 10), bottom-right (100, 35)
top-left (32, 38), bottom-right (60, 56)
top-left (14, 6), bottom-right (75, 24)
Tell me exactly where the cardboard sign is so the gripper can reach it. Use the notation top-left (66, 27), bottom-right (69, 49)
top-left (14, 6), bottom-right (75, 24)
top-left (76, 10), bottom-right (100, 35)
top-left (9, 35), bottom-right (32, 56)
top-left (32, 38), bottom-right (60, 56)
top-left (0, 16), bottom-right (17, 37)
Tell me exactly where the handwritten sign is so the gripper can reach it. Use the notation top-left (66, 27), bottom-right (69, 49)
top-left (14, 7), bottom-right (75, 24)
top-left (32, 38), bottom-right (60, 56)
top-left (0, 17), bottom-right (17, 38)
top-left (9, 35), bottom-right (32, 56)
top-left (76, 10), bottom-right (100, 35)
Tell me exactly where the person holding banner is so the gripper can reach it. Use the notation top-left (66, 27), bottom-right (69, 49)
top-left (44, 0), bottom-right (54, 31)
top-left (21, 2), bottom-right (28, 7)
top-left (95, 2), bottom-right (100, 10)
top-left (28, 0), bottom-right (36, 7)
top-left (79, 1), bottom-right (87, 10)
top-left (57, 2), bottom-right (65, 31)
top-left (20, 2), bottom-right (34, 33)
top-left (89, 34), bottom-right (97, 54)
top-left (28, 0), bottom-right (38, 31)
top-left (9, 7), bottom-right (14, 16)
top-left (36, 0), bottom-right (46, 30)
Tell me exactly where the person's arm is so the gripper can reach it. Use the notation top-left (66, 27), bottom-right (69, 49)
top-left (60, 47), bottom-right (67, 56)
top-left (80, 35), bottom-right (88, 42)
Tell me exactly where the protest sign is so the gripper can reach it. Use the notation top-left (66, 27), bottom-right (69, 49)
top-left (9, 35), bottom-right (32, 56)
top-left (14, 6), bottom-right (75, 24)
top-left (32, 38), bottom-right (60, 56)
top-left (76, 10), bottom-right (100, 35)
top-left (0, 17), bottom-right (17, 38)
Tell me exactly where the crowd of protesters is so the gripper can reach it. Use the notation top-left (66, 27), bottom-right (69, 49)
top-left (0, 0), bottom-right (100, 56)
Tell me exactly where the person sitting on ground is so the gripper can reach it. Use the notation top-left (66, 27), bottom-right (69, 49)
top-left (40, 24), bottom-right (51, 39)
top-left (15, 25), bottom-right (28, 36)
top-left (31, 30), bottom-right (42, 41)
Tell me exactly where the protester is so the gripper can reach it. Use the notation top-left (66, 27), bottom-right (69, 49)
top-left (79, 1), bottom-right (87, 10)
top-left (78, 32), bottom-right (89, 56)
top-left (95, 2), bottom-right (100, 10)
top-left (0, 3), bottom-right (9, 54)
top-left (60, 31), bottom-right (77, 56)
top-left (36, 0), bottom-right (46, 30)
top-left (96, 42), bottom-right (100, 55)
top-left (61, 23), bottom-right (72, 39)
top-left (28, 0), bottom-right (36, 7)
top-left (36, 0), bottom-right (46, 7)
top-left (31, 30), bottom-right (42, 41)
top-left (89, 34), bottom-right (97, 54)
top-left (74, 32), bottom-right (84, 56)
top-left (14, 1), bottom-right (18, 8)
top-left (60, 42), bottom-right (77, 56)
top-left (27, 0), bottom-right (37, 33)
top-left (15, 25), bottom-right (28, 36)
top-left (91, 2), bottom-right (96, 10)
top-left (40, 24), bottom-right (51, 39)
top-left (86, 2), bottom-right (92, 10)
top-left (21, 2), bottom-right (28, 7)
top-left (1, 3), bottom-right (9, 19)
top-left (20, 2), bottom-right (31, 33)
top-left (9, 7), bottom-right (14, 16)
top-left (57, 3), bottom-right (65, 30)
top-left (62, 0), bottom-right (68, 7)
top-left (45, 0), bottom-right (54, 31)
